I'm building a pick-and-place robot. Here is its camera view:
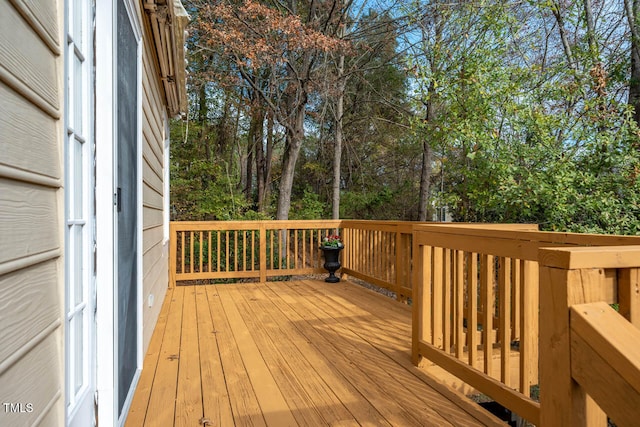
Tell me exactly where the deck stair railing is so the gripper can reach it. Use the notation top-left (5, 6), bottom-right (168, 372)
top-left (411, 225), bottom-right (640, 426)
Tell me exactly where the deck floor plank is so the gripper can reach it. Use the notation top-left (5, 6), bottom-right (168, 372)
top-left (305, 280), bottom-right (506, 426)
top-left (125, 286), bottom-right (175, 427)
top-left (143, 285), bottom-right (185, 426)
top-left (175, 287), bottom-right (204, 426)
top-left (205, 286), bottom-right (267, 427)
top-left (216, 285), bottom-right (299, 427)
top-left (196, 286), bottom-right (234, 427)
top-left (230, 284), bottom-right (352, 426)
top-left (128, 280), bottom-right (503, 426)
top-left (297, 279), bottom-right (497, 426)
top-left (256, 284), bottom-right (393, 426)
top-left (269, 281), bottom-right (456, 427)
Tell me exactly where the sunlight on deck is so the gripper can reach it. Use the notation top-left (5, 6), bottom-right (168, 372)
top-left (125, 280), bottom-right (502, 426)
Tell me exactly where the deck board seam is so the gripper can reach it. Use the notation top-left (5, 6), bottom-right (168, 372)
top-left (264, 282), bottom-right (448, 427)
top-left (276, 281), bottom-right (459, 427)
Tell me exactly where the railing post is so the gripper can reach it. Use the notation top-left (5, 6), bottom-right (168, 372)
top-left (412, 234), bottom-right (432, 367)
top-left (618, 268), bottom-right (640, 327)
top-left (520, 260), bottom-right (538, 396)
top-left (169, 222), bottom-right (177, 288)
top-left (259, 223), bottom-right (267, 283)
top-left (395, 227), bottom-right (402, 301)
top-left (539, 249), bottom-right (606, 427)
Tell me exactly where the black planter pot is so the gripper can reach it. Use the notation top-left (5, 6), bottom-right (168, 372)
top-left (321, 246), bottom-right (343, 283)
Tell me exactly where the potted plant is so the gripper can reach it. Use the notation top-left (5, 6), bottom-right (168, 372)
top-left (320, 234), bottom-right (343, 283)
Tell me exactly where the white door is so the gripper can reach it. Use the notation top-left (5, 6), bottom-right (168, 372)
top-left (65, 0), bottom-right (96, 425)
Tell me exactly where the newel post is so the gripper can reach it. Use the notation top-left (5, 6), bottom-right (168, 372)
top-left (169, 222), bottom-right (177, 288)
top-left (412, 229), bottom-right (432, 367)
top-left (538, 248), bottom-right (606, 427)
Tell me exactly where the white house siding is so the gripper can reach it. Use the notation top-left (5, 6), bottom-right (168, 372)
top-left (140, 21), bottom-right (170, 353)
top-left (0, 0), bottom-right (64, 425)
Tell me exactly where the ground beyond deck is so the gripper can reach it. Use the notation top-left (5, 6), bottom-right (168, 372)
top-left (125, 279), bottom-right (503, 426)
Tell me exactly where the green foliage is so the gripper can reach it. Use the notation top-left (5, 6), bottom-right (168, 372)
top-left (289, 190), bottom-right (326, 220)
top-left (170, 119), bottom-right (255, 220)
top-left (407, 1), bottom-right (640, 235)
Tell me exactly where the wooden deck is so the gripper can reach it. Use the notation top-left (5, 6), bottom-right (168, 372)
top-left (125, 280), bottom-right (503, 426)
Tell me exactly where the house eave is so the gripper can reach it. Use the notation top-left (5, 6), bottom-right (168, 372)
top-left (143, 0), bottom-right (188, 118)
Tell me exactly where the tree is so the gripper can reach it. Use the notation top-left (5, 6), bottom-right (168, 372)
top-left (195, 0), bottom-right (347, 219)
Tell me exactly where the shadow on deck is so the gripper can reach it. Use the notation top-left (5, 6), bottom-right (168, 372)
top-left (125, 280), bottom-right (504, 426)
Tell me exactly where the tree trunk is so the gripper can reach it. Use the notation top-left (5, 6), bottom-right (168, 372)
top-left (418, 136), bottom-right (433, 221)
top-left (551, 1), bottom-right (576, 70)
top-left (583, 0), bottom-right (598, 61)
top-left (258, 111), bottom-right (274, 212)
top-left (332, 53), bottom-right (345, 220)
top-left (276, 106), bottom-right (306, 220)
top-left (625, 0), bottom-right (640, 125)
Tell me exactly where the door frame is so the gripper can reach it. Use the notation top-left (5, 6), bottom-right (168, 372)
top-left (64, 0), bottom-right (96, 422)
top-left (95, 0), bottom-right (143, 424)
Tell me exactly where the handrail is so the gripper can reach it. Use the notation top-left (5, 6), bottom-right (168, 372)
top-left (570, 302), bottom-right (640, 427)
top-left (411, 225), bottom-right (640, 426)
top-left (539, 246), bottom-right (640, 427)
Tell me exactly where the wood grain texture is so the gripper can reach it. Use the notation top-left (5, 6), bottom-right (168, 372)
top-left (127, 280), bottom-right (503, 426)
top-left (570, 303), bottom-right (640, 427)
top-left (0, 178), bottom-right (59, 264)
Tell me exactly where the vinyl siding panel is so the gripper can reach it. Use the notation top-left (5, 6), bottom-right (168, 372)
top-left (0, 260), bottom-right (60, 364)
top-left (0, 0), bottom-right (60, 114)
top-left (0, 0), bottom-right (63, 425)
top-left (0, 179), bottom-right (60, 264)
top-left (0, 83), bottom-right (61, 180)
top-left (7, 0), bottom-right (60, 53)
top-left (0, 331), bottom-right (63, 427)
top-left (140, 20), bottom-right (169, 353)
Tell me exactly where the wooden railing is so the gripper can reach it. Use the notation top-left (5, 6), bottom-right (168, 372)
top-left (539, 246), bottom-right (640, 427)
top-left (341, 220), bottom-right (414, 301)
top-left (411, 225), bottom-right (640, 426)
top-left (169, 219), bottom-right (640, 424)
top-left (170, 220), bottom-right (419, 298)
top-left (169, 220), bottom-right (341, 285)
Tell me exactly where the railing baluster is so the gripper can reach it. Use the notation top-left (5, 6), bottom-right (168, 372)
top-left (294, 229), bottom-right (299, 270)
top-left (189, 231), bottom-right (195, 274)
top-left (432, 247), bottom-right (443, 349)
top-left (225, 231), bottom-right (230, 272)
top-left (511, 258), bottom-right (520, 342)
top-left (199, 231), bottom-right (203, 273)
top-left (216, 231), bottom-right (221, 272)
top-left (208, 231), bottom-right (212, 273)
top-left (234, 230), bottom-right (238, 272)
top-left (467, 252), bottom-right (478, 368)
top-left (482, 254), bottom-right (494, 377)
top-left (455, 250), bottom-right (464, 359)
top-left (520, 259), bottom-right (538, 396)
top-left (180, 231), bottom-right (185, 275)
top-left (499, 256), bottom-right (511, 386)
top-left (443, 248), bottom-right (451, 353)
